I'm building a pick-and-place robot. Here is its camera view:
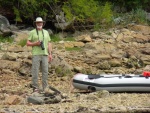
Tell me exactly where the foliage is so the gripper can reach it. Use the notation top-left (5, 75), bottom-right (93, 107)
top-left (0, 0), bottom-right (57, 23)
top-left (126, 58), bottom-right (145, 68)
top-left (0, 0), bottom-right (149, 29)
top-left (112, 8), bottom-right (148, 26)
top-left (17, 39), bottom-right (27, 47)
top-left (65, 47), bottom-right (82, 51)
top-left (94, 2), bottom-right (113, 28)
top-left (50, 34), bottom-right (75, 42)
top-left (62, 0), bottom-right (114, 28)
top-left (13, 6), bottom-right (22, 23)
top-left (93, 23), bottom-right (101, 31)
top-left (101, 2), bottom-right (113, 24)
top-left (0, 35), bottom-right (14, 43)
top-left (62, 0), bottom-right (99, 22)
top-left (50, 34), bottom-right (62, 42)
top-left (55, 66), bottom-right (72, 77)
top-left (110, 0), bottom-right (150, 11)
top-left (125, 0), bottom-right (150, 10)
top-left (132, 8), bottom-right (147, 24)
top-left (64, 37), bottom-right (75, 41)
top-left (16, 0), bottom-right (53, 20)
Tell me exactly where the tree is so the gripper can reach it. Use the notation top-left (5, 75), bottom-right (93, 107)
top-left (62, 0), bottom-right (99, 22)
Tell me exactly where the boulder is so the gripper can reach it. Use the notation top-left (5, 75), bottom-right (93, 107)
top-left (0, 15), bottom-right (12, 36)
top-left (4, 95), bottom-right (22, 105)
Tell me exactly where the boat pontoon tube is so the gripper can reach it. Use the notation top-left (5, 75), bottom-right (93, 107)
top-left (72, 73), bottom-right (150, 92)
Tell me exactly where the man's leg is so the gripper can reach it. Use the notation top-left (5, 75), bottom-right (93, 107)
top-left (31, 55), bottom-right (41, 90)
top-left (41, 55), bottom-right (49, 91)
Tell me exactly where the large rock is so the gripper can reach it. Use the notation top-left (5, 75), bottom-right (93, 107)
top-left (0, 60), bottom-right (21, 71)
top-left (0, 15), bottom-right (10, 26)
top-left (27, 91), bottom-right (62, 104)
top-left (109, 59), bottom-right (122, 67)
top-left (76, 34), bottom-right (92, 42)
top-left (127, 24), bottom-right (150, 35)
top-left (64, 41), bottom-right (85, 48)
top-left (0, 15), bottom-right (12, 36)
top-left (1, 53), bottom-right (17, 61)
top-left (27, 92), bottom-right (45, 105)
top-left (132, 33), bottom-right (149, 43)
top-left (13, 30), bottom-right (29, 43)
top-left (7, 45), bottom-right (24, 52)
top-left (4, 95), bottom-right (22, 105)
top-left (146, 13), bottom-right (150, 21)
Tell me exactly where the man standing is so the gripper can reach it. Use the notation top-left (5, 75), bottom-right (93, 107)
top-left (26, 17), bottom-right (52, 92)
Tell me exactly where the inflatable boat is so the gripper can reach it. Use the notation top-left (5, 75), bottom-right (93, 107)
top-left (72, 72), bottom-right (150, 92)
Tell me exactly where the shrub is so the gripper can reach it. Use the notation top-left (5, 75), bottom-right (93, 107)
top-left (50, 34), bottom-right (62, 42)
top-left (100, 2), bottom-right (113, 24)
top-left (18, 39), bottom-right (27, 47)
top-left (62, 0), bottom-right (99, 22)
top-left (94, 2), bottom-right (114, 29)
top-left (64, 37), bottom-right (75, 41)
top-left (132, 8), bottom-right (147, 24)
top-left (51, 34), bottom-right (75, 42)
top-left (0, 35), bottom-right (14, 43)
top-left (55, 66), bottom-right (73, 77)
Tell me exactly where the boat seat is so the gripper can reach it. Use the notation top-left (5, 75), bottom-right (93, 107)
top-left (88, 75), bottom-right (101, 79)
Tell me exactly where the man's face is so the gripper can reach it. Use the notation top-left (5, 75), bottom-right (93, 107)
top-left (36, 22), bottom-right (43, 29)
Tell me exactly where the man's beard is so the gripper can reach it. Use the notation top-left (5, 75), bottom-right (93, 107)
top-left (36, 25), bottom-right (43, 29)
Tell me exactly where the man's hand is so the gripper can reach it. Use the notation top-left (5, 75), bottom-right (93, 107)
top-left (48, 54), bottom-right (52, 62)
top-left (35, 41), bottom-right (41, 46)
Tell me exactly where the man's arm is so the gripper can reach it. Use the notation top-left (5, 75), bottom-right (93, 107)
top-left (48, 42), bottom-right (52, 55)
top-left (48, 42), bottom-right (52, 62)
top-left (26, 30), bottom-right (41, 47)
top-left (26, 40), bottom-right (41, 46)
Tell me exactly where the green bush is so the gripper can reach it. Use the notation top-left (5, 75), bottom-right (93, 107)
top-left (0, 35), bottom-right (14, 43)
top-left (100, 2), bottom-right (113, 24)
top-left (62, 0), bottom-right (114, 29)
top-left (64, 37), bottom-right (75, 41)
top-left (93, 2), bottom-right (114, 29)
top-left (62, 0), bottom-right (99, 22)
top-left (51, 34), bottom-right (75, 42)
top-left (0, 0), bottom-right (149, 27)
top-left (50, 34), bottom-right (62, 42)
top-left (55, 66), bottom-right (72, 77)
top-left (132, 8), bottom-right (147, 24)
top-left (18, 39), bottom-right (27, 47)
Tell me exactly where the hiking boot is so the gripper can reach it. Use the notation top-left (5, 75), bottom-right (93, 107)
top-left (44, 87), bottom-right (55, 95)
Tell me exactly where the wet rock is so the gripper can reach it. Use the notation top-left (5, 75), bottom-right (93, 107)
top-left (27, 95), bottom-right (45, 105)
top-left (44, 94), bottom-right (62, 104)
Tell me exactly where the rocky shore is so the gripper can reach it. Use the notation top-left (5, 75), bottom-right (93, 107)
top-left (0, 24), bottom-right (150, 113)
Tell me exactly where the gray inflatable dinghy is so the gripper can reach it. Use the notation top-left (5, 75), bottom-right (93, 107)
top-left (72, 73), bottom-right (150, 92)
